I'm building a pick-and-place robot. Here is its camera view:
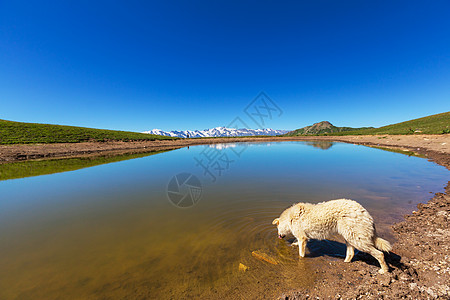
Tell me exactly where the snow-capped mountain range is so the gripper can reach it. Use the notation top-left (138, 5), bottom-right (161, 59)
top-left (142, 127), bottom-right (288, 138)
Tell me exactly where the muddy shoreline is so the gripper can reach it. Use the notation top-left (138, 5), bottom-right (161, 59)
top-left (1, 135), bottom-right (449, 299)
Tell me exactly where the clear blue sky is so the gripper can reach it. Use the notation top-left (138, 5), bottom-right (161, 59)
top-left (1, 1), bottom-right (449, 132)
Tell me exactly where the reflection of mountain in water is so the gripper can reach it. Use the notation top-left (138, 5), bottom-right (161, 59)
top-left (305, 141), bottom-right (334, 150)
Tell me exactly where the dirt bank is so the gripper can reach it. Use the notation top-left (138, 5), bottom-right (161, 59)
top-left (1, 134), bottom-right (449, 299)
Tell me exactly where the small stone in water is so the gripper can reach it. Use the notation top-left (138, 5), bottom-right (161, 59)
top-left (251, 250), bottom-right (278, 265)
top-left (239, 263), bottom-right (249, 272)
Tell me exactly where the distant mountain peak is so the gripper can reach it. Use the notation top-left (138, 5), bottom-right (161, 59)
top-left (142, 127), bottom-right (288, 138)
top-left (286, 121), bottom-right (372, 136)
top-left (316, 121), bottom-right (333, 126)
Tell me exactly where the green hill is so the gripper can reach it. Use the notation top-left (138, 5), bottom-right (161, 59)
top-left (0, 119), bottom-right (177, 144)
top-left (286, 121), bottom-right (373, 136)
top-left (328, 111), bottom-right (450, 136)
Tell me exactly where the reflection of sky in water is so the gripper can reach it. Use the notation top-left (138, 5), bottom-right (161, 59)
top-left (0, 141), bottom-right (448, 299)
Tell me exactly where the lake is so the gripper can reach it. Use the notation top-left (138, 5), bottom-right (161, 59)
top-left (0, 141), bottom-right (448, 299)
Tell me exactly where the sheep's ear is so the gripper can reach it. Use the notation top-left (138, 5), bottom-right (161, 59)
top-left (272, 218), bottom-right (279, 226)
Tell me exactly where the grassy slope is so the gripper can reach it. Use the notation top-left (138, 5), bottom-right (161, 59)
top-left (0, 150), bottom-right (169, 181)
top-left (0, 119), bottom-right (177, 144)
top-left (327, 111), bottom-right (450, 136)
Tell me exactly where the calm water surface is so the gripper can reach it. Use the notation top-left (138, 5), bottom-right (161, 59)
top-left (0, 141), bottom-right (448, 299)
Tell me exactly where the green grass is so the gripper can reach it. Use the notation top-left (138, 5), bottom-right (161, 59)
top-left (0, 119), bottom-right (178, 144)
top-left (325, 111), bottom-right (450, 136)
top-left (0, 150), bottom-right (170, 181)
